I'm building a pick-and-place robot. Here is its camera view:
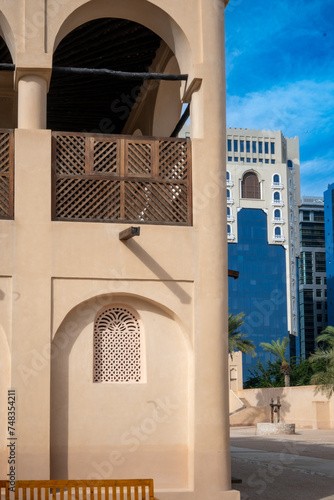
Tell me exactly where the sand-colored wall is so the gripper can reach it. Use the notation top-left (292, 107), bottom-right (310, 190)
top-left (0, 1), bottom-right (239, 499)
top-left (231, 386), bottom-right (334, 429)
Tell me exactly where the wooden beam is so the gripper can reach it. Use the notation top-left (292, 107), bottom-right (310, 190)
top-left (0, 64), bottom-right (188, 82)
top-left (228, 269), bottom-right (239, 279)
top-left (0, 63), bottom-right (14, 71)
top-left (119, 226), bottom-right (141, 241)
top-left (52, 66), bottom-right (188, 81)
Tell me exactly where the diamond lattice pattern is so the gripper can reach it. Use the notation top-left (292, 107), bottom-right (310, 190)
top-left (53, 132), bottom-right (191, 224)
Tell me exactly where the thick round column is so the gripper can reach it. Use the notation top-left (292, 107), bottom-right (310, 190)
top-left (17, 75), bottom-right (47, 129)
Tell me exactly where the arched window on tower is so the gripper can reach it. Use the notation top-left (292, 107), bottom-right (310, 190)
top-left (241, 172), bottom-right (260, 199)
top-left (273, 191), bottom-right (281, 202)
top-left (274, 208), bottom-right (281, 220)
top-left (273, 174), bottom-right (280, 184)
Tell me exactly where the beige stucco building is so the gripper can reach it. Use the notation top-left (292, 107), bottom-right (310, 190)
top-left (0, 1), bottom-right (239, 499)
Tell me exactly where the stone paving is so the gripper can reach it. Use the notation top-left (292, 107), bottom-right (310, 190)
top-left (230, 426), bottom-right (334, 500)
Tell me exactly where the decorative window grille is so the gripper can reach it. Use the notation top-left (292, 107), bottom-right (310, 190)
top-left (93, 306), bottom-right (142, 383)
top-left (52, 132), bottom-right (192, 225)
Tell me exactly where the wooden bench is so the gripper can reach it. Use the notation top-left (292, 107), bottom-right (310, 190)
top-left (0, 479), bottom-right (158, 500)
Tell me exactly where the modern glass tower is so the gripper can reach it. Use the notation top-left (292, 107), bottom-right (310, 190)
top-left (227, 128), bottom-right (301, 380)
top-left (324, 183), bottom-right (334, 328)
top-left (298, 196), bottom-right (327, 358)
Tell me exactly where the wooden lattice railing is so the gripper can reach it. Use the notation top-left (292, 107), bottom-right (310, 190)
top-left (0, 129), bottom-right (14, 219)
top-left (52, 132), bottom-right (192, 225)
top-left (0, 479), bottom-right (158, 500)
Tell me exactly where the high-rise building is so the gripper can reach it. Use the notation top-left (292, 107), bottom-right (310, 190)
top-left (227, 128), bottom-right (301, 378)
top-left (324, 183), bottom-right (334, 327)
top-left (298, 196), bottom-right (327, 358)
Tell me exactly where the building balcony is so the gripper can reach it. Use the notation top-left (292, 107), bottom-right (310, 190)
top-left (272, 217), bottom-right (285, 224)
top-left (271, 182), bottom-right (284, 189)
top-left (52, 132), bottom-right (192, 225)
top-left (0, 129), bottom-right (14, 220)
top-left (227, 197), bottom-right (234, 205)
top-left (227, 233), bottom-right (235, 241)
top-left (273, 235), bottom-right (285, 242)
top-left (227, 215), bottom-right (235, 222)
top-left (272, 200), bottom-right (284, 207)
top-left (226, 180), bottom-right (234, 187)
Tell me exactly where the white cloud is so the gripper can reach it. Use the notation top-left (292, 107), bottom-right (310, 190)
top-left (226, 80), bottom-right (334, 139)
top-left (300, 153), bottom-right (334, 197)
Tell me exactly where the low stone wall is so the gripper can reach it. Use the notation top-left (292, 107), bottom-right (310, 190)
top-left (230, 386), bottom-right (334, 429)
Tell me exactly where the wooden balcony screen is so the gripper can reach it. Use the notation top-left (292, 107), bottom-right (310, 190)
top-left (52, 132), bottom-right (192, 225)
top-left (0, 129), bottom-right (14, 219)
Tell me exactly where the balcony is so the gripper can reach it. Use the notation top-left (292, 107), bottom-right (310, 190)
top-left (52, 132), bottom-right (192, 225)
top-left (273, 234), bottom-right (285, 242)
top-left (271, 182), bottom-right (283, 189)
top-left (272, 217), bottom-right (285, 224)
top-left (227, 233), bottom-right (235, 241)
top-left (0, 129), bottom-right (14, 220)
top-left (272, 200), bottom-right (284, 207)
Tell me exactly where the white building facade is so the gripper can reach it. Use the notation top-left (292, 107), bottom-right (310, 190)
top-left (226, 128), bottom-right (301, 343)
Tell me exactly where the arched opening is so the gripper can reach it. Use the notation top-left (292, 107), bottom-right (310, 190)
top-left (48, 17), bottom-right (183, 136)
top-left (50, 17), bottom-right (192, 226)
top-left (273, 173), bottom-right (280, 184)
top-left (273, 191), bottom-right (281, 201)
top-left (274, 208), bottom-right (281, 219)
top-left (274, 226), bottom-right (281, 237)
top-left (241, 172), bottom-right (260, 199)
top-left (0, 34), bottom-right (16, 129)
top-left (0, 36), bottom-right (12, 63)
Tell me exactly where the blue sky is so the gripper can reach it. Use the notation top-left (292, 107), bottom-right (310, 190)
top-left (225, 0), bottom-right (334, 197)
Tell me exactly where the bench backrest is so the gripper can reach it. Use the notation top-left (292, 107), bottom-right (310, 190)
top-left (1, 480), bottom-right (156, 500)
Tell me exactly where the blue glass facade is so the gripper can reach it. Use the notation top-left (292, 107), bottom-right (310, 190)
top-left (324, 183), bottom-right (334, 327)
top-left (228, 209), bottom-right (289, 380)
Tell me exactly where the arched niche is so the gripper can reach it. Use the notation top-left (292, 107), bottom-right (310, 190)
top-left (50, 293), bottom-right (192, 489)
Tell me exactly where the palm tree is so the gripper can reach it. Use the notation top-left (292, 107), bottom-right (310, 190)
top-left (259, 337), bottom-right (291, 387)
top-left (228, 311), bottom-right (256, 360)
top-left (309, 326), bottom-right (334, 399)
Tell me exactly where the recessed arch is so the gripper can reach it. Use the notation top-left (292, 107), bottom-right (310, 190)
top-left (50, 292), bottom-right (192, 481)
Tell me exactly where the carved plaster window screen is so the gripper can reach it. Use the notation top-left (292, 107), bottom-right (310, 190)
top-left (94, 306), bottom-right (142, 383)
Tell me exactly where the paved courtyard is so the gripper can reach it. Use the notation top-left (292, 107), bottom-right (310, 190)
top-left (230, 426), bottom-right (334, 500)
